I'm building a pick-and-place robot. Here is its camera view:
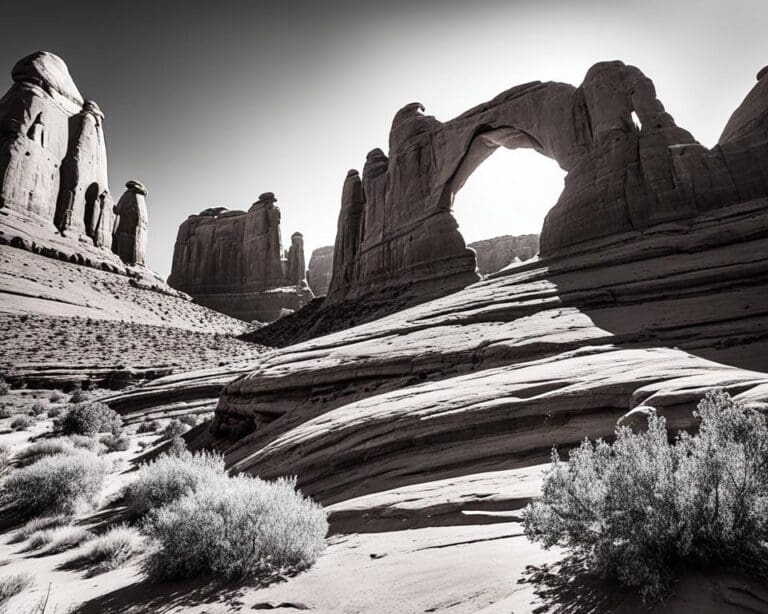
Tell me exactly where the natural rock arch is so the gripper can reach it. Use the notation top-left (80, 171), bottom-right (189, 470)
top-left (326, 60), bottom-right (768, 307)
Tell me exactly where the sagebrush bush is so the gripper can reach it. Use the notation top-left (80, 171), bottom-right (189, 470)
top-left (101, 431), bottom-right (130, 453)
top-left (524, 390), bottom-right (768, 600)
top-left (27, 525), bottom-right (91, 553)
top-left (14, 515), bottom-right (70, 542)
top-left (72, 524), bottom-right (145, 571)
top-left (0, 572), bottom-right (33, 607)
top-left (124, 450), bottom-right (224, 516)
top-left (142, 475), bottom-right (328, 581)
top-left (48, 390), bottom-right (65, 403)
top-left (160, 419), bottom-right (187, 441)
top-left (16, 436), bottom-right (103, 466)
top-left (167, 436), bottom-right (187, 456)
top-left (179, 414), bottom-right (198, 427)
top-left (0, 443), bottom-right (10, 475)
top-left (137, 420), bottom-right (159, 433)
top-left (10, 415), bottom-right (33, 431)
top-left (3, 451), bottom-right (108, 516)
top-left (29, 401), bottom-right (47, 416)
top-left (0, 377), bottom-right (9, 396)
top-left (69, 388), bottom-right (88, 404)
top-left (60, 402), bottom-right (121, 436)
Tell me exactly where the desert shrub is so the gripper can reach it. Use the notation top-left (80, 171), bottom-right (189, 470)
top-left (124, 450), bottom-right (224, 517)
top-left (179, 414), bottom-right (198, 427)
top-left (524, 390), bottom-right (768, 601)
top-left (0, 443), bottom-right (10, 475)
top-left (16, 436), bottom-right (103, 466)
top-left (0, 572), bottom-right (33, 607)
top-left (142, 475), bottom-right (328, 581)
top-left (14, 515), bottom-right (70, 542)
top-left (101, 431), bottom-right (130, 453)
top-left (159, 419), bottom-right (187, 441)
top-left (137, 420), bottom-right (159, 433)
top-left (48, 390), bottom-right (65, 403)
top-left (3, 451), bottom-right (108, 516)
top-left (46, 405), bottom-right (63, 418)
top-left (60, 402), bottom-right (121, 436)
top-left (27, 525), bottom-right (91, 553)
top-left (29, 401), bottom-right (47, 416)
top-left (167, 436), bottom-right (187, 456)
top-left (69, 388), bottom-right (88, 403)
top-left (0, 377), bottom-right (9, 396)
top-left (10, 415), bottom-right (33, 431)
top-left (71, 524), bottom-right (145, 571)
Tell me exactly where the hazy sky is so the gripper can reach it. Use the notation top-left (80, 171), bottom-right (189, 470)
top-left (2, 0), bottom-right (767, 276)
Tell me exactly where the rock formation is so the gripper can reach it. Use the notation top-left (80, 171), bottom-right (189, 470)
top-left (468, 234), bottom-right (539, 275)
top-left (322, 61), bottom-right (768, 308)
top-left (112, 180), bottom-right (148, 266)
top-left (307, 245), bottom-right (334, 296)
top-left (0, 51), bottom-right (147, 270)
top-left (167, 192), bottom-right (312, 322)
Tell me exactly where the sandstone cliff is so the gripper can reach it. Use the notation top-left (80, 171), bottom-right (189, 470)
top-left (307, 245), bottom-right (334, 296)
top-left (468, 234), bottom-right (539, 275)
top-left (167, 192), bottom-right (312, 322)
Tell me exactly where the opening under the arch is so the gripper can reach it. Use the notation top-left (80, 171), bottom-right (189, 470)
top-left (451, 147), bottom-right (566, 275)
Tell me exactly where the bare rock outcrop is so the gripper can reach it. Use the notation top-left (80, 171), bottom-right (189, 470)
top-left (321, 60), bottom-right (768, 309)
top-left (112, 180), bottom-right (148, 266)
top-left (0, 51), bottom-right (149, 270)
top-left (167, 192), bottom-right (312, 322)
top-left (307, 245), bottom-right (334, 296)
top-left (468, 234), bottom-right (539, 275)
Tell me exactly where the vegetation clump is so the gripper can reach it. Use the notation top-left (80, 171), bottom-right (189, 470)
top-left (60, 401), bottom-right (121, 436)
top-left (10, 415), bottom-right (33, 431)
top-left (0, 572), bottom-right (33, 608)
top-left (71, 524), bottom-right (145, 571)
top-left (3, 451), bottom-right (108, 516)
top-left (142, 475), bottom-right (328, 581)
top-left (524, 390), bottom-right (768, 600)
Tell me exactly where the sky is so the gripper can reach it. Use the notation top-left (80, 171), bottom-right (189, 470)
top-left (1, 0), bottom-right (767, 277)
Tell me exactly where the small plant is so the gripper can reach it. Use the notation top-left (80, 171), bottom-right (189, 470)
top-left (524, 390), bottom-right (768, 601)
top-left (69, 388), bottom-right (88, 403)
top-left (137, 420), bottom-right (160, 433)
top-left (159, 419), bottom-right (187, 441)
top-left (60, 401), bottom-right (121, 436)
top-left (124, 450), bottom-right (224, 517)
top-left (28, 525), bottom-right (92, 553)
top-left (0, 572), bottom-right (33, 607)
top-left (10, 415), bottom-right (33, 431)
top-left (46, 405), bottom-right (63, 418)
top-left (179, 414), bottom-right (198, 427)
top-left (48, 390), bottom-right (66, 403)
top-left (142, 475), bottom-right (328, 581)
top-left (71, 524), bottom-right (145, 571)
top-left (3, 451), bottom-right (108, 516)
top-left (14, 515), bottom-right (71, 542)
top-left (0, 377), bottom-right (9, 396)
top-left (29, 401), bottom-right (47, 416)
top-left (0, 443), bottom-right (10, 475)
top-left (167, 436), bottom-right (187, 456)
top-left (102, 430), bottom-right (131, 453)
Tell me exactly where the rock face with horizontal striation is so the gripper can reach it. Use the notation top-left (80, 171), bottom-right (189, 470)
top-left (0, 51), bottom-right (148, 270)
top-left (468, 234), bottom-right (539, 275)
top-left (307, 245), bottom-right (334, 296)
top-left (320, 60), bottom-right (768, 310)
top-left (167, 192), bottom-right (312, 322)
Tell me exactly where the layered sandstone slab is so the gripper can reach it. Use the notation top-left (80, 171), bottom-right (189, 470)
top-left (468, 234), bottom-right (539, 275)
top-left (167, 193), bottom-right (313, 322)
top-left (307, 245), bottom-right (334, 296)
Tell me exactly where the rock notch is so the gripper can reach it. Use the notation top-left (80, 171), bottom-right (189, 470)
top-left (167, 192), bottom-right (313, 322)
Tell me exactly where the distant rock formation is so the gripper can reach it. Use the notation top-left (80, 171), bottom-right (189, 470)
top-left (468, 234), bottom-right (539, 275)
top-left (307, 245), bottom-right (334, 296)
top-left (112, 180), bottom-right (148, 266)
top-left (322, 61), bottom-right (768, 308)
top-left (167, 192), bottom-right (312, 322)
top-left (0, 51), bottom-right (148, 270)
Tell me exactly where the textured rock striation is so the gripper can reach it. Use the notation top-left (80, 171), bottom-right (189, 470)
top-left (468, 234), bottom-right (539, 275)
top-left (167, 192), bottom-right (312, 322)
top-left (0, 51), bottom-right (148, 270)
top-left (323, 61), bottom-right (768, 307)
top-left (307, 245), bottom-right (334, 296)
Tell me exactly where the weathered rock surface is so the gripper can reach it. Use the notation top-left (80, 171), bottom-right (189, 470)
top-left (307, 245), bottom-right (334, 296)
top-left (112, 180), bottom-right (148, 266)
top-left (0, 51), bottom-right (144, 270)
top-left (468, 233), bottom-right (539, 275)
top-left (167, 192), bottom-right (312, 322)
top-left (319, 60), bottom-right (768, 313)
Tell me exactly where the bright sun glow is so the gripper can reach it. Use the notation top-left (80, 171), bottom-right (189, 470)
top-left (451, 148), bottom-right (566, 243)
